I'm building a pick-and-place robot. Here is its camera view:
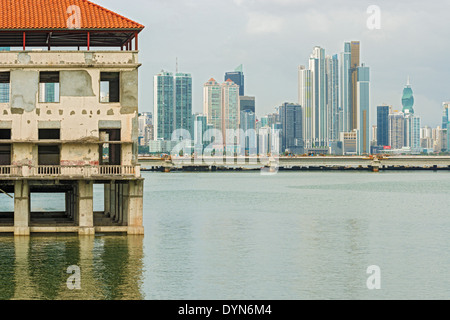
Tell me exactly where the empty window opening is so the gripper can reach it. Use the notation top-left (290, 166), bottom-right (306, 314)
top-left (100, 72), bottom-right (120, 103)
top-left (31, 193), bottom-right (66, 213)
top-left (0, 129), bottom-right (11, 140)
top-left (0, 144), bottom-right (11, 165)
top-left (39, 129), bottom-right (60, 140)
top-left (38, 145), bottom-right (60, 166)
top-left (93, 184), bottom-right (105, 212)
top-left (39, 72), bottom-right (60, 103)
top-left (0, 72), bottom-right (10, 103)
top-left (99, 129), bottom-right (121, 165)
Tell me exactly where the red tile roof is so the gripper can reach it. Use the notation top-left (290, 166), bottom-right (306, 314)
top-left (0, 0), bottom-right (144, 30)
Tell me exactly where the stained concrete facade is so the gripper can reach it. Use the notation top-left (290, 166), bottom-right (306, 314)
top-left (0, 51), bottom-right (144, 236)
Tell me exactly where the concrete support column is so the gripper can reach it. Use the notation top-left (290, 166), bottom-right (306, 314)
top-left (110, 183), bottom-right (117, 220)
top-left (77, 180), bottom-right (94, 236)
top-left (65, 191), bottom-right (70, 219)
top-left (118, 184), bottom-right (123, 224)
top-left (115, 183), bottom-right (120, 222)
top-left (104, 184), bottom-right (111, 216)
top-left (14, 180), bottom-right (30, 236)
top-left (73, 184), bottom-right (79, 226)
top-left (127, 180), bottom-right (144, 235)
top-left (122, 183), bottom-right (129, 226)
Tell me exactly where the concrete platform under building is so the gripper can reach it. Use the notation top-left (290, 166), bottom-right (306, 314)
top-left (0, 179), bottom-right (144, 236)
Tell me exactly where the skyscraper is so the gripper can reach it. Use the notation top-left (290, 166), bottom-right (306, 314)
top-left (377, 105), bottom-right (390, 147)
top-left (222, 79), bottom-right (240, 148)
top-left (279, 103), bottom-right (303, 154)
top-left (350, 41), bottom-right (360, 131)
top-left (326, 54), bottom-right (340, 142)
top-left (401, 78), bottom-right (416, 149)
top-left (339, 42), bottom-right (351, 133)
top-left (225, 65), bottom-right (244, 96)
top-left (203, 78), bottom-right (240, 149)
top-left (389, 111), bottom-right (405, 150)
top-left (402, 77), bottom-right (415, 114)
top-left (357, 65), bottom-right (370, 154)
top-left (298, 65), bottom-right (313, 148)
top-left (175, 73), bottom-right (193, 134)
top-left (309, 46), bottom-right (327, 147)
top-left (154, 71), bottom-right (174, 141)
top-left (203, 78), bottom-right (223, 137)
top-left (411, 115), bottom-right (421, 151)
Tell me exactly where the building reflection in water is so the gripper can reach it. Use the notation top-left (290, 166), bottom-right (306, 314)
top-left (0, 235), bottom-right (145, 300)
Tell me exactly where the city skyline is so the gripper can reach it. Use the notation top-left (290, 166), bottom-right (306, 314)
top-left (92, 0), bottom-right (450, 128)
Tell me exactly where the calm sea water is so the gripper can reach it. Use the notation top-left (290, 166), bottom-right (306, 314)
top-left (0, 171), bottom-right (449, 300)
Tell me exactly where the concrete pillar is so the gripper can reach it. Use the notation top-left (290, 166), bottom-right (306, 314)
top-left (73, 184), bottom-right (79, 226)
top-left (115, 183), bottom-right (120, 222)
top-left (104, 184), bottom-right (111, 216)
top-left (122, 183), bottom-right (129, 226)
top-left (118, 184), bottom-right (123, 224)
top-left (110, 183), bottom-right (116, 220)
top-left (127, 180), bottom-right (144, 235)
top-left (14, 180), bottom-right (30, 236)
top-left (77, 180), bottom-right (94, 236)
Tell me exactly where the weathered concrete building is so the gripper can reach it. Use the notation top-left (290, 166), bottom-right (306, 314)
top-left (0, 0), bottom-right (145, 235)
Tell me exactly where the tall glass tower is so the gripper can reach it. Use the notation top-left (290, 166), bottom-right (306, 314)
top-left (154, 71), bottom-right (174, 141)
top-left (339, 42), bottom-right (351, 133)
top-left (225, 65), bottom-right (244, 96)
top-left (310, 46), bottom-right (326, 147)
top-left (377, 105), bottom-right (390, 147)
top-left (357, 65), bottom-right (370, 155)
top-left (402, 77), bottom-right (415, 114)
top-left (326, 54), bottom-right (339, 142)
top-left (298, 65), bottom-right (313, 148)
top-left (175, 73), bottom-right (193, 134)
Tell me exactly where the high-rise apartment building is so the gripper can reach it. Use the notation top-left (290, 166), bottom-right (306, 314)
top-left (298, 65), bottom-right (313, 148)
top-left (309, 47), bottom-right (327, 147)
top-left (326, 54), bottom-right (340, 142)
top-left (203, 78), bottom-right (240, 149)
top-left (154, 71), bottom-right (174, 141)
top-left (357, 65), bottom-right (370, 154)
top-left (389, 111), bottom-right (405, 150)
top-left (339, 42), bottom-right (351, 133)
top-left (154, 71), bottom-right (192, 141)
top-left (175, 73), bottom-right (193, 134)
top-left (350, 41), bottom-right (360, 131)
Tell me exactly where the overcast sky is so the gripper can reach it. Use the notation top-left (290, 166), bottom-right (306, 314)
top-left (95, 0), bottom-right (450, 127)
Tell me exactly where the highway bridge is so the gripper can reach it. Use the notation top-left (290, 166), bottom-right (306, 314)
top-left (138, 156), bottom-right (450, 172)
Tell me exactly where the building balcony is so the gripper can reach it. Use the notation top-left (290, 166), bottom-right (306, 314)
top-left (0, 165), bottom-right (141, 180)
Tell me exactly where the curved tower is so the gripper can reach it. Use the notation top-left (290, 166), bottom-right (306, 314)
top-left (402, 77), bottom-right (415, 114)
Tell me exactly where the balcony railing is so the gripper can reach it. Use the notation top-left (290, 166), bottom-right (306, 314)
top-left (0, 166), bottom-right (22, 176)
top-left (0, 165), bottom-right (140, 178)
